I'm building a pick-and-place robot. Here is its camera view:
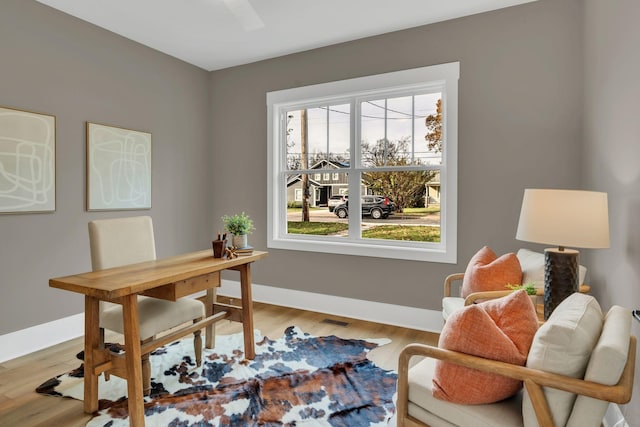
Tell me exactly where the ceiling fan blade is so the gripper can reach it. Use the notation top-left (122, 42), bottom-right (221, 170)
top-left (222, 0), bottom-right (265, 31)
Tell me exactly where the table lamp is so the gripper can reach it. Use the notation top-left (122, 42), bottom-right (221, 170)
top-left (516, 189), bottom-right (610, 319)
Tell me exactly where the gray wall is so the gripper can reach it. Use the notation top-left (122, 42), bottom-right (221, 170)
top-left (2, 0), bottom-right (638, 423)
top-left (0, 0), bottom-right (212, 334)
top-left (583, 0), bottom-right (640, 422)
top-left (210, 0), bottom-right (584, 309)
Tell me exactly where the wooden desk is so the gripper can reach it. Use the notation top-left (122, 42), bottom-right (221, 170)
top-left (50, 249), bottom-right (268, 427)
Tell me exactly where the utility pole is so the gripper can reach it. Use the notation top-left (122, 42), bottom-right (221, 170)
top-left (301, 109), bottom-right (310, 222)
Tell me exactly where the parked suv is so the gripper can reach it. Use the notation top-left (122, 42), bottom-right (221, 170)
top-left (328, 194), bottom-right (347, 212)
top-left (333, 195), bottom-right (396, 219)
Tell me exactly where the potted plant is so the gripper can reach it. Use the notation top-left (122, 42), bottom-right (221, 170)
top-left (222, 212), bottom-right (254, 248)
top-left (506, 283), bottom-right (538, 305)
top-left (505, 283), bottom-right (536, 295)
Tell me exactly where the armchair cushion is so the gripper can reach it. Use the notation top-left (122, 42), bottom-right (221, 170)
top-left (523, 293), bottom-right (603, 427)
top-left (442, 297), bottom-right (465, 320)
top-left (566, 306), bottom-right (632, 427)
top-left (410, 357), bottom-right (524, 427)
top-left (434, 290), bottom-right (538, 404)
top-left (461, 246), bottom-right (522, 298)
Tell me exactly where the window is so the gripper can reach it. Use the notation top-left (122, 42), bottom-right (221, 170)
top-left (267, 62), bottom-right (458, 262)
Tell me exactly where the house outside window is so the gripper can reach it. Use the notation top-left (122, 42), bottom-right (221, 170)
top-left (267, 62), bottom-right (459, 262)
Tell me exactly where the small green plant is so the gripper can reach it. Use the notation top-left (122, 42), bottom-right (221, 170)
top-left (222, 212), bottom-right (254, 235)
top-left (505, 283), bottom-right (537, 295)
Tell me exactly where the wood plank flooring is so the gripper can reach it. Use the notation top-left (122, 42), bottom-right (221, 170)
top-left (0, 300), bottom-right (438, 426)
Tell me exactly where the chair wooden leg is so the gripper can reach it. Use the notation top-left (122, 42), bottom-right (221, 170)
top-left (140, 337), bottom-right (154, 396)
top-left (524, 379), bottom-right (554, 426)
top-left (193, 325), bottom-right (202, 367)
top-left (99, 328), bottom-right (111, 382)
top-left (206, 288), bottom-right (217, 349)
top-left (397, 347), bottom-right (410, 427)
top-left (142, 353), bottom-right (151, 396)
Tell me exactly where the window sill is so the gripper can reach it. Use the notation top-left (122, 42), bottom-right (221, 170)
top-left (268, 236), bottom-right (456, 263)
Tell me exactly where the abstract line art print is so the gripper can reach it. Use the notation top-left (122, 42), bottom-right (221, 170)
top-left (87, 122), bottom-right (151, 211)
top-left (0, 106), bottom-right (56, 214)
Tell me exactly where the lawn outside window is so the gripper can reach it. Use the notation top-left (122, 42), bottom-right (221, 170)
top-left (267, 62), bottom-right (459, 262)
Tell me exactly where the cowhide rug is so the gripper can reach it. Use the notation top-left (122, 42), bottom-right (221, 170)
top-left (36, 326), bottom-right (397, 426)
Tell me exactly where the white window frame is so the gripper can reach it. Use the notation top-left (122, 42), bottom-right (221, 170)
top-left (267, 62), bottom-right (459, 263)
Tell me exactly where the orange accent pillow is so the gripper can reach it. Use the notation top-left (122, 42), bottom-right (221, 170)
top-left (460, 246), bottom-right (522, 298)
top-left (433, 290), bottom-right (539, 404)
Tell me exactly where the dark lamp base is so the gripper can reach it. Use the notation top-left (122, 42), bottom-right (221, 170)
top-left (544, 248), bottom-right (579, 320)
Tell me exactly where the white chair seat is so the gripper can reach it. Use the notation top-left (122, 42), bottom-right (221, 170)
top-left (101, 296), bottom-right (205, 339)
top-left (441, 297), bottom-right (464, 321)
top-left (408, 357), bottom-right (523, 427)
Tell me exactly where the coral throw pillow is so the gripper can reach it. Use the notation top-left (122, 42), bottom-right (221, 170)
top-left (461, 246), bottom-right (522, 298)
top-left (433, 290), bottom-right (539, 404)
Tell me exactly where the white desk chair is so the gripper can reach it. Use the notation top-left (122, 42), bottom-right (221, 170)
top-left (88, 216), bottom-right (206, 395)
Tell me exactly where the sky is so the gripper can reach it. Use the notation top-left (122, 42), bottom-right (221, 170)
top-left (286, 92), bottom-right (442, 169)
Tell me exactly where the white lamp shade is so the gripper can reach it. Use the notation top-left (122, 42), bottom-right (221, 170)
top-left (516, 189), bottom-right (610, 249)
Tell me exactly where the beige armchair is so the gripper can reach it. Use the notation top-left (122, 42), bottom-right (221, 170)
top-left (442, 248), bottom-right (590, 322)
top-left (88, 216), bottom-right (206, 395)
top-left (398, 294), bottom-right (636, 427)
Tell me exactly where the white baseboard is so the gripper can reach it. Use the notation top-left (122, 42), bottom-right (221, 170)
top-left (0, 282), bottom-right (443, 363)
top-left (603, 403), bottom-right (628, 427)
top-left (0, 313), bottom-right (84, 363)
top-left (218, 280), bottom-right (444, 333)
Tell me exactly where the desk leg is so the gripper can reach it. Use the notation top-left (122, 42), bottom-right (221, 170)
top-left (205, 272), bottom-right (219, 349)
top-left (122, 294), bottom-right (145, 426)
top-left (84, 296), bottom-right (100, 414)
top-left (239, 264), bottom-right (255, 359)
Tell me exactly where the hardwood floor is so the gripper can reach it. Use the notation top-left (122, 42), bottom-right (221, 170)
top-left (0, 300), bottom-right (439, 426)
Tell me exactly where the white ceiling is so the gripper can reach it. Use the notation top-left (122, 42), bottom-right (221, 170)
top-left (36, 0), bottom-right (537, 71)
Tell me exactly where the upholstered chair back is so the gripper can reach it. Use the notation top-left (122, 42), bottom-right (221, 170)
top-left (89, 216), bottom-right (156, 270)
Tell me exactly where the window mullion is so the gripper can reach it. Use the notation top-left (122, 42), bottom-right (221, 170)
top-left (348, 100), bottom-right (361, 239)
top-left (326, 105), bottom-right (330, 160)
top-left (411, 95), bottom-right (416, 164)
top-left (383, 99), bottom-right (388, 166)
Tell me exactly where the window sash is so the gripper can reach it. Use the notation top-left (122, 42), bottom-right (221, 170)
top-left (267, 62), bottom-right (458, 263)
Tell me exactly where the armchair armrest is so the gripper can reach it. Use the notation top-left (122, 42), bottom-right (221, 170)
top-left (465, 285), bottom-right (590, 306)
top-left (397, 337), bottom-right (636, 427)
top-left (443, 273), bottom-right (465, 297)
top-left (464, 290), bottom-right (515, 305)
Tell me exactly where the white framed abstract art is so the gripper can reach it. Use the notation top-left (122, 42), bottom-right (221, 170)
top-left (86, 122), bottom-right (151, 211)
top-left (0, 106), bottom-right (56, 214)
